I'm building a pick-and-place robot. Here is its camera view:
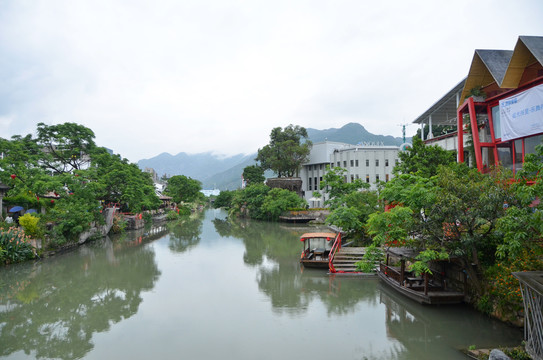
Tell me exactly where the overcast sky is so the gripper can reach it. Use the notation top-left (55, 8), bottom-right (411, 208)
top-left (1, 1), bottom-right (542, 162)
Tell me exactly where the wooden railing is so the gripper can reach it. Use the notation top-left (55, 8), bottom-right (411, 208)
top-left (380, 263), bottom-right (401, 283)
top-left (328, 233), bottom-right (342, 273)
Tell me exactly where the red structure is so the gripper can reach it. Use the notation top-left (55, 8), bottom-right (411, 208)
top-left (457, 36), bottom-right (543, 173)
top-left (415, 36), bottom-right (543, 174)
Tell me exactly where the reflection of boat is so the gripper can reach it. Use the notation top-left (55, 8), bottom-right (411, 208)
top-left (299, 232), bottom-right (338, 269)
top-left (377, 247), bottom-right (465, 305)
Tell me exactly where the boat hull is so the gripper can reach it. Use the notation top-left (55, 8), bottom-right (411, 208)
top-left (376, 269), bottom-right (464, 305)
top-left (300, 258), bottom-right (330, 269)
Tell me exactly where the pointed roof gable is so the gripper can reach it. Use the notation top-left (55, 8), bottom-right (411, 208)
top-left (501, 36), bottom-right (543, 88)
top-left (459, 49), bottom-right (513, 104)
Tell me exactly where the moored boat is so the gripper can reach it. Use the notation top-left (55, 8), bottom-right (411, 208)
top-left (377, 247), bottom-right (465, 305)
top-left (299, 232), bottom-right (338, 269)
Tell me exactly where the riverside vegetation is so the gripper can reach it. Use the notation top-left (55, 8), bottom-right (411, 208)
top-left (0, 122), bottom-right (205, 264)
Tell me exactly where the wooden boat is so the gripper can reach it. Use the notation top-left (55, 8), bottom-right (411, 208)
top-left (299, 232), bottom-right (338, 269)
top-left (376, 247), bottom-right (465, 305)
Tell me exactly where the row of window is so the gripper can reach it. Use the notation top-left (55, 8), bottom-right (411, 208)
top-left (307, 173), bottom-right (390, 190)
top-left (306, 158), bottom-right (399, 172)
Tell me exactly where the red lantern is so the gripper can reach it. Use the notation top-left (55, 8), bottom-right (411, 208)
top-left (10, 174), bottom-right (16, 179)
top-left (36, 196), bottom-right (40, 201)
top-left (51, 199), bottom-right (55, 204)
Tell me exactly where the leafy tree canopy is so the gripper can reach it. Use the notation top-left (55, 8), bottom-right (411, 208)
top-left (394, 137), bottom-right (456, 178)
top-left (165, 175), bottom-right (203, 203)
top-left (256, 125), bottom-right (311, 177)
top-left (242, 165), bottom-right (265, 185)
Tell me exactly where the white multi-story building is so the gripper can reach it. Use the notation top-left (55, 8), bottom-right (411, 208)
top-left (299, 141), bottom-right (400, 207)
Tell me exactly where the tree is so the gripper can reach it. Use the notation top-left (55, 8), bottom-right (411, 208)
top-left (256, 125), bottom-right (311, 177)
top-left (213, 190), bottom-right (234, 209)
top-left (393, 137), bottom-right (456, 178)
top-left (35, 122), bottom-right (97, 174)
top-left (242, 165), bottom-right (265, 185)
top-left (368, 163), bottom-right (514, 293)
top-left (319, 167), bottom-right (378, 240)
top-left (90, 148), bottom-right (160, 212)
top-left (261, 188), bottom-right (306, 220)
top-left (229, 184), bottom-right (270, 220)
top-left (165, 175), bottom-right (203, 203)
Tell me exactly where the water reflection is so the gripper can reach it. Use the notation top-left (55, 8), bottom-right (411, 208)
top-left (167, 213), bottom-right (204, 253)
top-left (379, 283), bottom-right (522, 359)
top-left (213, 217), bottom-right (379, 316)
top-left (0, 226), bottom-right (164, 359)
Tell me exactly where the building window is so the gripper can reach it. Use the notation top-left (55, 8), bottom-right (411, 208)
top-left (355, 174), bottom-right (359, 179)
top-left (350, 160), bottom-right (354, 167)
top-left (343, 161), bottom-right (347, 167)
top-left (375, 159), bottom-right (379, 167)
top-left (337, 161), bottom-right (340, 167)
top-left (343, 176), bottom-right (347, 183)
top-left (314, 177), bottom-right (318, 189)
top-left (376, 174), bottom-right (380, 181)
top-left (366, 174), bottom-right (370, 183)
top-left (355, 160), bottom-right (359, 167)
top-left (385, 174), bottom-right (389, 182)
top-left (350, 174), bottom-right (354, 182)
top-left (385, 159), bottom-right (389, 167)
top-left (308, 177), bottom-right (312, 191)
top-left (366, 159), bottom-right (369, 167)
top-left (319, 164), bottom-right (323, 170)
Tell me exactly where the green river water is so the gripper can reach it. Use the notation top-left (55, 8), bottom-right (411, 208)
top-left (0, 209), bottom-right (522, 359)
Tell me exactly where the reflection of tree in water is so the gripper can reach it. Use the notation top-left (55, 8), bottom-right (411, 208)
top-left (167, 214), bottom-right (203, 253)
top-left (378, 283), bottom-right (522, 359)
top-left (213, 217), bottom-right (379, 316)
top-left (0, 236), bottom-right (161, 360)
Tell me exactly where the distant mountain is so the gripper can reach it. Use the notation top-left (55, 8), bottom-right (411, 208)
top-left (138, 152), bottom-right (253, 181)
top-left (137, 122), bottom-right (407, 190)
top-left (307, 122), bottom-right (406, 146)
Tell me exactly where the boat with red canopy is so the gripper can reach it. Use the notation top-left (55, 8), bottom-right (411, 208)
top-left (299, 232), bottom-right (338, 269)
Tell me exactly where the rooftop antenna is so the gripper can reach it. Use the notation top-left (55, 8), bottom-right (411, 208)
top-left (398, 122), bottom-right (411, 144)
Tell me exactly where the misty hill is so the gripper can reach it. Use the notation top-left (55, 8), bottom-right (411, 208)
top-left (138, 152), bottom-right (254, 181)
top-left (137, 122), bottom-right (407, 190)
top-left (306, 122), bottom-right (406, 146)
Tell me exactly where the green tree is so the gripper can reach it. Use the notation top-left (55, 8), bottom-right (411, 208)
top-left (256, 125), bottom-right (311, 177)
top-left (229, 184), bottom-right (270, 220)
top-left (90, 148), bottom-right (160, 212)
top-left (35, 122), bottom-right (97, 174)
top-left (165, 175), bottom-right (203, 203)
top-left (368, 163), bottom-right (514, 293)
top-left (394, 137), bottom-right (456, 178)
top-left (261, 188), bottom-right (306, 220)
top-left (213, 190), bottom-right (234, 209)
top-left (319, 167), bottom-right (377, 240)
top-left (242, 165), bottom-right (265, 185)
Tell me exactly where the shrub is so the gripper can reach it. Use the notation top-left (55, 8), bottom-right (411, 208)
top-left (111, 214), bottom-right (127, 233)
top-left (0, 227), bottom-right (36, 264)
top-left (166, 210), bottom-right (179, 220)
top-left (18, 213), bottom-right (41, 238)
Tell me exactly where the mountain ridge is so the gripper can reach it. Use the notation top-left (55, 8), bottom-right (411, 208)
top-left (137, 122), bottom-right (408, 190)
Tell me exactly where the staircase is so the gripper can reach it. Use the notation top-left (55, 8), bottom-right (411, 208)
top-left (331, 247), bottom-right (366, 273)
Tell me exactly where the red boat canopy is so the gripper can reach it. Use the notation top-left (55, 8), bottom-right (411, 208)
top-left (299, 232), bottom-right (337, 242)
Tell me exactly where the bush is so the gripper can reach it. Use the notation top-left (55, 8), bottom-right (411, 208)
top-left (111, 214), bottom-right (127, 233)
top-left (18, 213), bottom-right (42, 238)
top-left (166, 210), bottom-right (180, 220)
top-left (0, 227), bottom-right (36, 264)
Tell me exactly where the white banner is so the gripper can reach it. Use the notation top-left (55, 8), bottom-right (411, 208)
top-left (500, 83), bottom-right (543, 141)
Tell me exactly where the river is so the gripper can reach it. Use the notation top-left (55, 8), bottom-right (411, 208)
top-left (0, 209), bottom-right (522, 360)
